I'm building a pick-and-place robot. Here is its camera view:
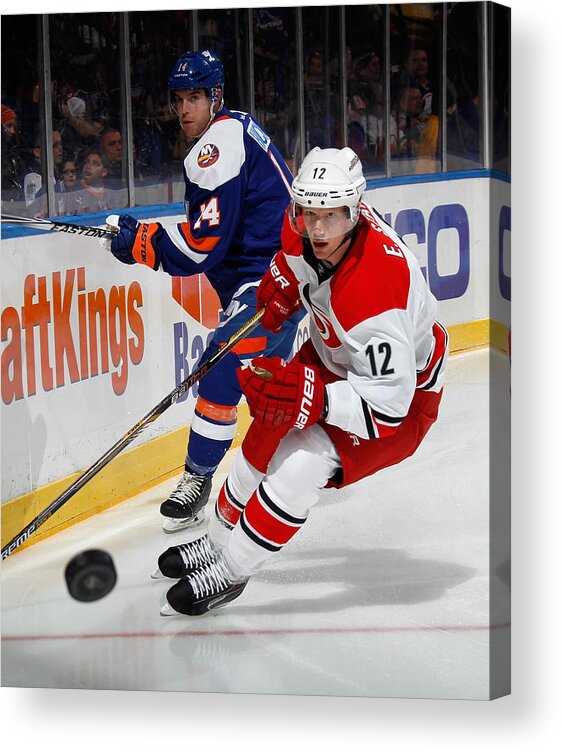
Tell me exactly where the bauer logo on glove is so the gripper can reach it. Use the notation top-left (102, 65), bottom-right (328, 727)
top-left (294, 366), bottom-right (317, 429)
top-left (256, 252), bottom-right (302, 332)
top-left (238, 356), bottom-right (325, 430)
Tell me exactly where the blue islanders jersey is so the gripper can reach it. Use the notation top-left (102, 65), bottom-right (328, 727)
top-left (157, 107), bottom-right (293, 307)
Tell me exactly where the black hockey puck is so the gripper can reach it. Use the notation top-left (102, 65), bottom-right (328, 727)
top-left (64, 549), bottom-right (117, 602)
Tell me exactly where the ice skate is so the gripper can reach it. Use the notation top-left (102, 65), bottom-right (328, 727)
top-left (151, 534), bottom-right (217, 579)
top-left (160, 552), bottom-right (248, 616)
top-left (160, 470), bottom-right (212, 533)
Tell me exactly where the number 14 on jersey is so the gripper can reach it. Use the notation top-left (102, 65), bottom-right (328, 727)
top-left (194, 197), bottom-right (221, 229)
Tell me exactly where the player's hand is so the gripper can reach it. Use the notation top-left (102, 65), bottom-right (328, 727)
top-left (106, 214), bottom-right (162, 270)
top-left (237, 356), bottom-right (325, 430)
top-left (256, 252), bottom-right (302, 332)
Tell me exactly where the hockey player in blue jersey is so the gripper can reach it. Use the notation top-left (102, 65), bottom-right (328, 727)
top-left (107, 50), bottom-right (301, 533)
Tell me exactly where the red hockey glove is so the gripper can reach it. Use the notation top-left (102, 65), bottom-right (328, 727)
top-left (106, 214), bottom-right (162, 270)
top-left (237, 356), bottom-right (325, 430)
top-left (256, 252), bottom-right (302, 332)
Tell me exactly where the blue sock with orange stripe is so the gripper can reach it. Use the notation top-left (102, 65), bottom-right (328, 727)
top-left (186, 396), bottom-right (238, 476)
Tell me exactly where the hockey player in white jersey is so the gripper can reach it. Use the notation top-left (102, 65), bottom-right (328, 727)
top-left (107, 50), bottom-right (301, 534)
top-left (156, 146), bottom-right (449, 616)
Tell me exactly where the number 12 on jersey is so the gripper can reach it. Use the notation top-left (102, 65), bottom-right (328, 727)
top-left (194, 197), bottom-right (221, 229)
top-left (366, 342), bottom-right (394, 376)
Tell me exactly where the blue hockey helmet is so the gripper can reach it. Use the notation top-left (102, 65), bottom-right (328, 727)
top-left (168, 50), bottom-right (224, 104)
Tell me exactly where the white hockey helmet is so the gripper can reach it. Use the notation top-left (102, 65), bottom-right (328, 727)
top-left (290, 147), bottom-right (366, 239)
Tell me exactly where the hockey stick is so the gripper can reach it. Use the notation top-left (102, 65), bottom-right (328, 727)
top-left (1, 212), bottom-right (117, 239)
top-left (1, 307), bottom-right (265, 559)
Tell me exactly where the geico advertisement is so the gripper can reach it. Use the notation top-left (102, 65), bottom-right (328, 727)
top-left (1, 176), bottom-right (510, 500)
top-left (365, 176), bottom-right (510, 326)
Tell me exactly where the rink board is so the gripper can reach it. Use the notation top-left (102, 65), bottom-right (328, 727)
top-left (0, 173), bottom-right (510, 549)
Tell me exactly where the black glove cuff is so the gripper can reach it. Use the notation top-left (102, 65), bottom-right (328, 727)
top-left (321, 387), bottom-right (329, 420)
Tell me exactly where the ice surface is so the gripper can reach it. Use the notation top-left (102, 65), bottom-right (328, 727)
top-left (1, 349), bottom-right (510, 699)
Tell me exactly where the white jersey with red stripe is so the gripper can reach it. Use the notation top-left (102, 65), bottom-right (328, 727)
top-left (280, 202), bottom-right (448, 441)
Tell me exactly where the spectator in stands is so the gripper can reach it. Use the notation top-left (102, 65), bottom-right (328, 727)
top-left (22, 128), bottom-right (65, 205)
top-left (346, 83), bottom-right (383, 164)
top-left (66, 145), bottom-right (115, 214)
top-left (99, 126), bottom-right (123, 187)
top-left (305, 48), bottom-right (338, 150)
top-left (354, 51), bottom-right (384, 115)
top-left (305, 49), bottom-right (324, 89)
top-left (407, 48), bottom-right (438, 117)
top-left (2, 104), bottom-right (17, 140)
top-left (61, 157), bottom-right (78, 192)
top-left (393, 85), bottom-right (439, 166)
top-left (135, 94), bottom-right (179, 178)
top-left (391, 47), bottom-right (441, 121)
top-left (91, 62), bottom-right (115, 125)
top-left (54, 83), bottom-right (103, 160)
top-left (1, 104), bottom-right (26, 202)
top-left (153, 95), bottom-right (185, 175)
top-left (446, 87), bottom-right (481, 166)
top-left (52, 129), bottom-right (64, 182)
top-left (254, 7), bottom-right (291, 149)
top-left (13, 127), bottom-right (67, 216)
top-left (344, 46), bottom-right (357, 85)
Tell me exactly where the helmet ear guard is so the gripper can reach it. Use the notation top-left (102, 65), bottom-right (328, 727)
top-left (208, 86), bottom-right (222, 105)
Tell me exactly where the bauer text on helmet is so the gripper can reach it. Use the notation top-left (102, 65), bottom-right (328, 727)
top-left (289, 147), bottom-right (366, 239)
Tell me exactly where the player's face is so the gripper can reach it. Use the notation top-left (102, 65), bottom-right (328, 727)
top-left (172, 89), bottom-right (213, 138)
top-left (303, 207), bottom-right (353, 265)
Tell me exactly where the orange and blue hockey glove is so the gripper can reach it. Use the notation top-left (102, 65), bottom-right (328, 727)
top-left (106, 214), bottom-right (162, 270)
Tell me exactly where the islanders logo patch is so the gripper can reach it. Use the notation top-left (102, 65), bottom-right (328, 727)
top-left (197, 144), bottom-right (220, 168)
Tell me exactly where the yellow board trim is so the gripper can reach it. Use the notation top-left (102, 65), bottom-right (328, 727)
top-left (2, 318), bottom-right (509, 554)
top-left (1, 405), bottom-right (252, 553)
top-left (447, 318), bottom-right (509, 354)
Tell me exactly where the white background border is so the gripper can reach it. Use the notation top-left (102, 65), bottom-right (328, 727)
top-left (2, 1), bottom-right (558, 749)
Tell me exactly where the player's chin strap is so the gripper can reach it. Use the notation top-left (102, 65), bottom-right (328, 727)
top-left (194, 89), bottom-right (223, 139)
top-left (209, 88), bottom-right (222, 124)
top-left (303, 230), bottom-right (356, 282)
top-left (321, 225), bottom-right (358, 267)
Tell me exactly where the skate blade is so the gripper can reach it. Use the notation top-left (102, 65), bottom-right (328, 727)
top-left (151, 568), bottom-right (165, 580)
top-left (161, 513), bottom-right (205, 534)
top-left (160, 601), bottom-right (181, 617)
